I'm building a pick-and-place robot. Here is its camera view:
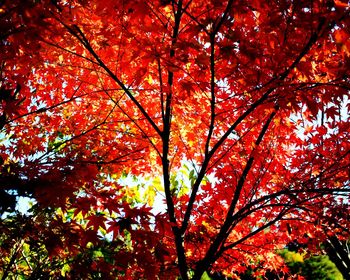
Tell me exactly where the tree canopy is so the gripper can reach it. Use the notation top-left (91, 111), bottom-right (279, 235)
top-left (0, 0), bottom-right (349, 279)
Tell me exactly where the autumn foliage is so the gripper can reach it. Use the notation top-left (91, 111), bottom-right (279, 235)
top-left (0, 0), bottom-right (349, 279)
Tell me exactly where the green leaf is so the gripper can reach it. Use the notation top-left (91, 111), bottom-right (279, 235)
top-left (189, 169), bottom-right (195, 180)
top-left (200, 271), bottom-right (212, 280)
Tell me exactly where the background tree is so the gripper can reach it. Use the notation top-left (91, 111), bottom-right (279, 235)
top-left (302, 255), bottom-right (343, 280)
top-left (0, 0), bottom-right (349, 279)
top-left (279, 249), bottom-right (344, 280)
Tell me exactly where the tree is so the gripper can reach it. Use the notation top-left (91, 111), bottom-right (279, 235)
top-left (1, 0), bottom-right (349, 279)
top-left (279, 249), bottom-right (344, 280)
top-left (303, 255), bottom-right (343, 280)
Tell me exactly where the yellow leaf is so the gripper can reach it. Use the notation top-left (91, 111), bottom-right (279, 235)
top-left (73, 210), bottom-right (84, 221)
top-left (144, 185), bottom-right (156, 206)
top-left (145, 74), bottom-right (153, 84)
top-left (153, 177), bottom-right (163, 191)
top-left (61, 264), bottom-right (71, 277)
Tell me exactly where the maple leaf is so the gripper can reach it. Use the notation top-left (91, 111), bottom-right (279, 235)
top-left (107, 220), bottom-right (120, 238)
top-left (86, 214), bottom-right (106, 231)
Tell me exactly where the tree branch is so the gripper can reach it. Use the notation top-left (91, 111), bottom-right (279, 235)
top-left (57, 19), bottom-right (162, 137)
top-left (180, 16), bottom-right (327, 236)
top-left (191, 110), bottom-right (277, 279)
